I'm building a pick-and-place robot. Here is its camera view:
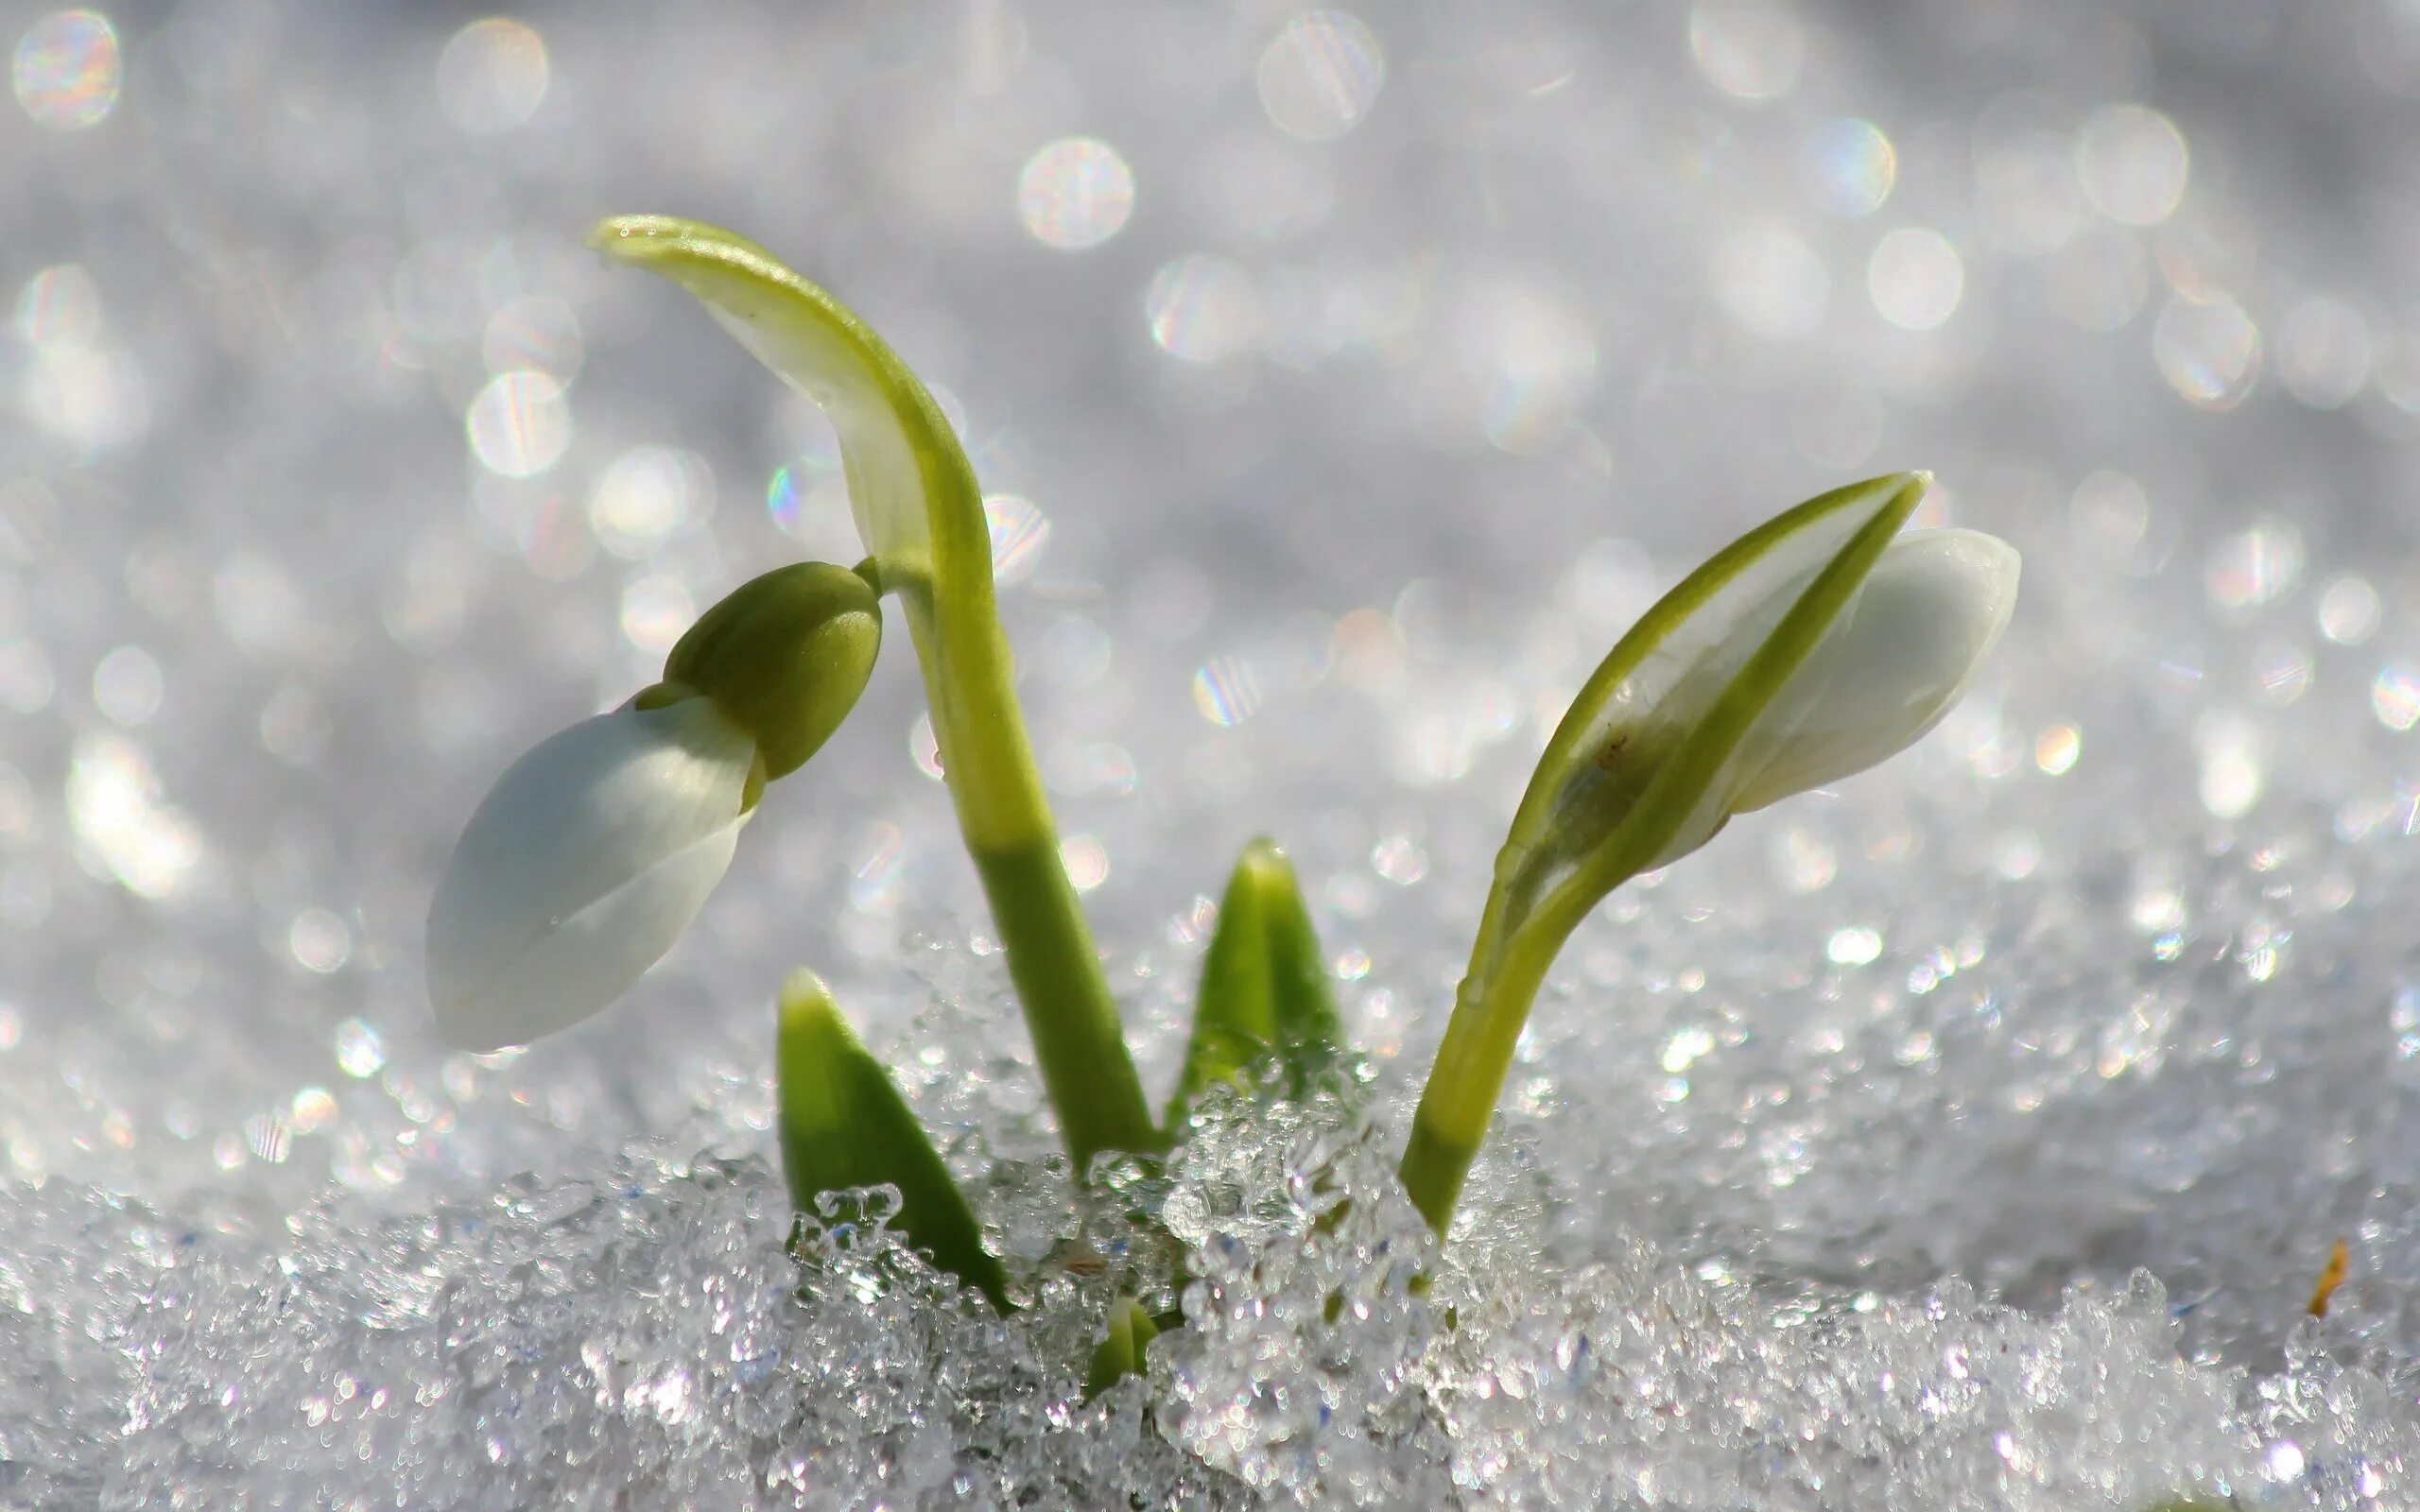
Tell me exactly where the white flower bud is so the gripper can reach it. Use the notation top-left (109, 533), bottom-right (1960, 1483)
top-left (1727, 527), bottom-right (2019, 814)
top-left (1607, 524), bottom-right (2021, 868)
top-left (426, 694), bottom-right (760, 1050)
top-left (1487, 474), bottom-right (2020, 963)
top-left (1412, 474), bottom-right (2021, 1234)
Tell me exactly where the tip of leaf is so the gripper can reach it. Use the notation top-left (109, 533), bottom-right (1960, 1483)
top-left (1083, 1296), bottom-right (1161, 1399)
top-left (585, 215), bottom-right (786, 279)
top-left (585, 214), bottom-right (697, 257)
top-left (1236, 835), bottom-right (1295, 885)
top-left (585, 214), bottom-right (669, 258)
top-left (1110, 1294), bottom-right (1158, 1346)
top-left (778, 968), bottom-right (842, 1036)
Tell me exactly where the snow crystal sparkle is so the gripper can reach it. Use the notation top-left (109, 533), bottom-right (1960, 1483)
top-left (7, 4), bottom-right (2420, 1508)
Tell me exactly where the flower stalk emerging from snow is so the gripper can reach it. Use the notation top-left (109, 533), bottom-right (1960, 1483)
top-left (1399, 473), bottom-right (2020, 1234)
top-left (426, 561), bottom-right (879, 1052)
top-left (586, 215), bottom-right (1162, 1167)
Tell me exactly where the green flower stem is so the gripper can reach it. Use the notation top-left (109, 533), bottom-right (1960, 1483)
top-left (590, 216), bottom-right (1158, 1170)
top-left (973, 838), bottom-right (1161, 1162)
top-left (1399, 899), bottom-right (1571, 1233)
top-left (883, 527), bottom-right (1160, 1166)
top-left (903, 552), bottom-right (1160, 1167)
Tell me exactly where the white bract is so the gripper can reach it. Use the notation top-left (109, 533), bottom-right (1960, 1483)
top-left (426, 694), bottom-right (759, 1050)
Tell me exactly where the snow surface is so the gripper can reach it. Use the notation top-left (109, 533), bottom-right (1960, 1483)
top-left (4, 2), bottom-right (2419, 1506)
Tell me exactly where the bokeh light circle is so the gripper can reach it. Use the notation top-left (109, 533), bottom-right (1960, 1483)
top-left (2076, 103), bottom-right (2189, 228)
top-left (1803, 118), bottom-right (1896, 216)
top-left (11, 9), bottom-right (120, 130)
top-left (466, 369), bottom-right (573, 477)
top-left (1256, 10), bottom-right (1386, 142)
top-left (436, 17), bottom-right (551, 134)
top-left (1868, 228), bottom-right (1964, 331)
top-left (2153, 296), bottom-right (2261, 410)
top-left (1017, 137), bottom-right (1136, 249)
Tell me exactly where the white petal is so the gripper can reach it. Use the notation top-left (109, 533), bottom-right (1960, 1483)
top-left (427, 696), bottom-right (756, 1048)
top-left (1729, 528), bottom-right (2020, 813)
top-left (435, 817), bottom-right (743, 1050)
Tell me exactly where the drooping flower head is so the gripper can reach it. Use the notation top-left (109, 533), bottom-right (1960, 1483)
top-left (427, 693), bottom-right (761, 1050)
top-left (426, 561), bottom-right (880, 1050)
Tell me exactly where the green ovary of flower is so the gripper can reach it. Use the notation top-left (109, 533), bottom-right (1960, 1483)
top-left (658, 559), bottom-right (882, 782)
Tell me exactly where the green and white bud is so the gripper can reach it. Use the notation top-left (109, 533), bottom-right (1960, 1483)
top-left (1516, 474), bottom-right (2016, 908)
top-left (1405, 473), bottom-right (2020, 1233)
top-left (1556, 520), bottom-right (2020, 874)
top-left (425, 560), bottom-right (882, 1050)
top-left (1725, 526), bottom-right (2018, 815)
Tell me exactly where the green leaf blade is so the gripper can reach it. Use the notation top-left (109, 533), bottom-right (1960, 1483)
top-left (1167, 838), bottom-right (1342, 1127)
top-left (1082, 1295), bottom-right (1160, 1400)
top-left (777, 969), bottom-right (1011, 1312)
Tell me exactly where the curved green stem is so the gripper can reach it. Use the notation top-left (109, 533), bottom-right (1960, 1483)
top-left (1399, 902), bottom-right (1572, 1233)
top-left (590, 215), bottom-right (1159, 1169)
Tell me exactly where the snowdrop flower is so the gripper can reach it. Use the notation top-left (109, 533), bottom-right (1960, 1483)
top-left (1728, 526), bottom-right (2016, 810)
top-left (428, 561), bottom-right (880, 1050)
top-left (1406, 472), bottom-right (2020, 1232)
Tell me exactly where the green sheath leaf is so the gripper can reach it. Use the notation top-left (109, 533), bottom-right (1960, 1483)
top-left (777, 970), bottom-right (1011, 1312)
top-left (1082, 1295), bottom-right (1160, 1400)
top-left (1167, 837), bottom-right (1341, 1125)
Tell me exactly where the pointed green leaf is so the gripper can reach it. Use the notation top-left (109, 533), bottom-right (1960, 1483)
top-left (1082, 1295), bottom-right (1160, 1400)
top-left (778, 969), bottom-right (1011, 1312)
top-left (1167, 837), bottom-right (1342, 1125)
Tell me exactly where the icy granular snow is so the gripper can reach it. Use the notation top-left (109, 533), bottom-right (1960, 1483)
top-left (6, 1), bottom-right (2420, 1507)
